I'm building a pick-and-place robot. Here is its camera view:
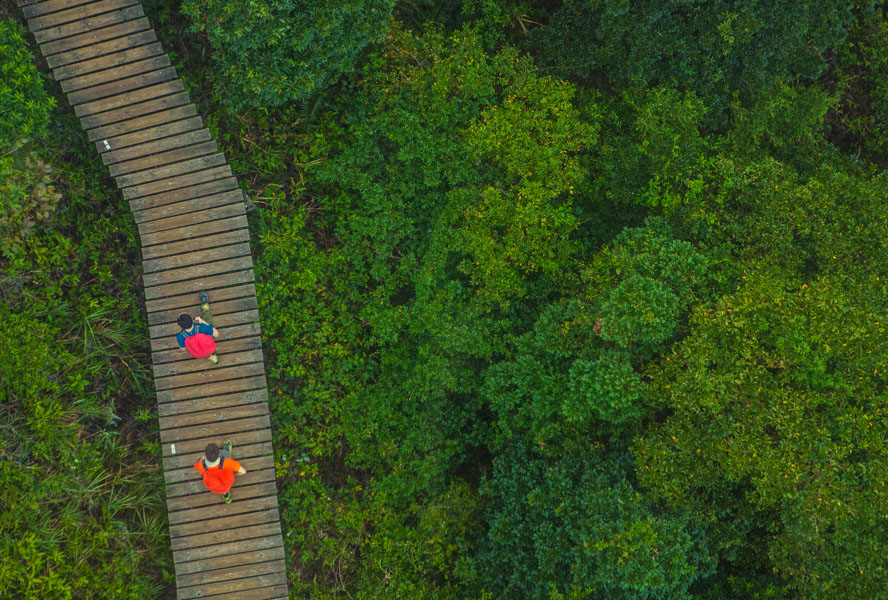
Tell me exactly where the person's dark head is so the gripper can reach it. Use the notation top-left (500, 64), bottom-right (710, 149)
top-left (177, 313), bottom-right (193, 330)
top-left (205, 443), bottom-right (220, 462)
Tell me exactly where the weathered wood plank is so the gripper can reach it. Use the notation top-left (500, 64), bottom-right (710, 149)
top-left (166, 465), bottom-right (275, 499)
top-left (143, 264), bottom-right (254, 302)
top-left (117, 153), bottom-right (226, 189)
top-left (138, 202), bottom-right (245, 238)
top-left (99, 115), bottom-right (203, 153)
top-left (143, 240), bottom-right (251, 274)
top-left (167, 480), bottom-right (277, 512)
top-left (23, 0), bottom-right (96, 19)
top-left (177, 561), bottom-right (286, 598)
top-left (123, 164), bottom-right (231, 200)
top-left (33, 4), bottom-right (142, 44)
top-left (68, 65), bottom-right (177, 106)
top-left (79, 85), bottom-right (186, 129)
top-left (171, 507), bottom-right (279, 541)
top-left (142, 253), bottom-right (253, 289)
top-left (88, 103), bottom-right (197, 142)
top-left (155, 361), bottom-right (268, 396)
top-left (46, 28), bottom-right (156, 69)
top-left (200, 583), bottom-right (288, 600)
top-left (173, 528), bottom-right (282, 564)
top-left (128, 175), bottom-right (237, 210)
top-left (112, 139), bottom-right (217, 178)
top-left (28, 0), bottom-right (139, 33)
top-left (40, 17), bottom-right (150, 57)
top-left (174, 546), bottom-right (285, 578)
top-left (147, 290), bottom-right (258, 325)
top-left (159, 399), bottom-right (268, 430)
top-left (158, 388), bottom-right (268, 418)
top-left (155, 362), bottom-right (265, 403)
top-left (154, 347), bottom-right (263, 380)
top-left (172, 522), bottom-right (282, 560)
top-left (136, 194), bottom-right (246, 232)
top-left (162, 428), bottom-right (272, 465)
top-left (53, 40), bottom-right (162, 82)
top-left (73, 75), bottom-right (180, 119)
top-left (62, 54), bottom-right (170, 93)
top-left (101, 129), bottom-right (213, 165)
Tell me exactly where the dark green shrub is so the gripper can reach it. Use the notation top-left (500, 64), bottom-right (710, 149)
top-left (180, 0), bottom-right (395, 111)
top-left (0, 19), bottom-right (54, 146)
top-left (601, 275), bottom-right (679, 350)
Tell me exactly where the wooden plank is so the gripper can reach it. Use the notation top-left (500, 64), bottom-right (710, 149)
top-left (62, 53), bottom-right (170, 93)
top-left (171, 529), bottom-right (282, 563)
top-left (33, 4), bottom-right (142, 44)
top-left (147, 288), bottom-right (258, 324)
top-left (68, 66), bottom-right (178, 107)
top-left (155, 346), bottom-right (263, 378)
top-left (172, 507), bottom-right (279, 540)
top-left (166, 466), bottom-right (275, 499)
top-left (143, 240), bottom-right (252, 274)
top-left (177, 562), bottom-right (286, 599)
top-left (102, 129), bottom-right (213, 165)
top-left (79, 86), bottom-right (186, 129)
top-left (155, 361), bottom-right (267, 395)
top-left (46, 28), bottom-right (156, 69)
top-left (200, 583), bottom-right (288, 600)
top-left (143, 264), bottom-right (254, 302)
top-left (53, 41), bottom-right (162, 82)
top-left (112, 140), bottom-right (217, 178)
top-left (164, 434), bottom-right (270, 472)
top-left (23, 0), bottom-right (96, 19)
top-left (143, 254), bottom-right (253, 289)
top-left (137, 199), bottom-right (247, 235)
top-left (156, 361), bottom-right (265, 403)
top-left (159, 397), bottom-right (268, 429)
top-left (163, 440), bottom-right (273, 475)
top-left (40, 17), bottom-right (150, 57)
top-left (173, 521), bottom-right (281, 555)
top-left (174, 545), bottom-right (284, 578)
top-left (74, 76), bottom-right (181, 119)
top-left (163, 428), bottom-right (272, 463)
top-left (123, 164), bottom-right (231, 200)
top-left (176, 558), bottom-right (285, 591)
top-left (99, 115), bottom-right (203, 152)
top-left (128, 175), bottom-right (236, 210)
top-left (167, 480), bottom-right (277, 512)
top-left (88, 103), bottom-right (196, 142)
top-left (167, 487), bottom-right (277, 522)
top-left (158, 388), bottom-right (268, 418)
top-left (152, 323), bottom-right (261, 357)
top-left (118, 153), bottom-right (227, 188)
top-left (150, 308), bottom-right (260, 349)
top-left (138, 202), bottom-right (245, 237)
top-left (28, 0), bottom-right (139, 33)
top-left (149, 296), bottom-right (259, 334)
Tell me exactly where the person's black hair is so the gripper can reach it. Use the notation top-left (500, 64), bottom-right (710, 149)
top-left (205, 443), bottom-right (220, 462)
top-left (177, 313), bottom-right (193, 329)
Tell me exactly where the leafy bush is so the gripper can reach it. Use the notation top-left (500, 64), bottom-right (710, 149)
top-left (180, 0), bottom-right (395, 111)
top-left (601, 275), bottom-right (679, 350)
top-left (565, 349), bottom-right (644, 425)
top-left (0, 19), bottom-right (54, 146)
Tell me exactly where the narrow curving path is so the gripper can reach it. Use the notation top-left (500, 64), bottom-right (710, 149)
top-left (15, 1), bottom-right (289, 598)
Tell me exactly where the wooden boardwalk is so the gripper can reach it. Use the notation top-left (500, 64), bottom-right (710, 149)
top-left (15, 1), bottom-right (289, 598)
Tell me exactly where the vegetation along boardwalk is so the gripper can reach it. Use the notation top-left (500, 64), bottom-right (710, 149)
top-left (15, 0), bottom-right (288, 598)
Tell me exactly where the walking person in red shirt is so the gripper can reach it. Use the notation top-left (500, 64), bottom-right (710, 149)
top-left (195, 440), bottom-right (246, 503)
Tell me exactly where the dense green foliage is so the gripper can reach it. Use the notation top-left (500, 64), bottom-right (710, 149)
top-left (9, 0), bottom-right (888, 598)
top-left (180, 0), bottom-right (395, 111)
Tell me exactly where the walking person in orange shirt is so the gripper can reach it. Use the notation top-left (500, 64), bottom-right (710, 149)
top-left (195, 440), bottom-right (246, 503)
